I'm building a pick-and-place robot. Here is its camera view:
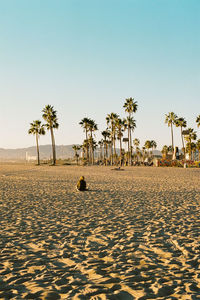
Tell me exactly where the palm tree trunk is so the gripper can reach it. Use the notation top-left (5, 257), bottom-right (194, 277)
top-left (85, 130), bottom-right (89, 163)
top-left (113, 134), bottom-right (116, 165)
top-left (111, 138), bottom-right (113, 166)
top-left (120, 137), bottom-right (122, 166)
top-left (103, 142), bottom-right (106, 163)
top-left (36, 134), bottom-right (40, 165)
top-left (128, 126), bottom-right (130, 165)
top-left (181, 127), bottom-right (185, 158)
top-left (50, 127), bottom-right (56, 165)
top-left (171, 124), bottom-right (174, 152)
top-left (130, 128), bottom-right (132, 165)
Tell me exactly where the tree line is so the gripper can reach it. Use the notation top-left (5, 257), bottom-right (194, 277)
top-left (77, 98), bottom-right (159, 166)
top-left (28, 103), bottom-right (200, 165)
top-left (164, 113), bottom-right (200, 160)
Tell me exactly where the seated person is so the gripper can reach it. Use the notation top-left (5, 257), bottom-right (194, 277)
top-left (77, 176), bottom-right (87, 191)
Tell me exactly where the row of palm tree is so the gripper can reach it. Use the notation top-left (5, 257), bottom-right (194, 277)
top-left (79, 98), bottom-right (138, 166)
top-left (28, 104), bottom-right (200, 166)
top-left (28, 105), bottom-right (59, 165)
top-left (78, 98), bottom-right (159, 166)
top-left (165, 113), bottom-right (200, 158)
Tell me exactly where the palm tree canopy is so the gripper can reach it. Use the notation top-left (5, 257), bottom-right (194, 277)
top-left (184, 128), bottom-right (197, 142)
top-left (101, 130), bottom-right (110, 140)
top-left (196, 115), bottom-right (200, 127)
top-left (165, 112), bottom-right (177, 126)
top-left (72, 145), bottom-right (81, 151)
top-left (126, 116), bottom-right (136, 130)
top-left (88, 119), bottom-right (98, 135)
top-left (42, 105), bottom-right (59, 130)
top-left (123, 98), bottom-right (138, 115)
top-left (133, 138), bottom-right (140, 147)
top-left (116, 118), bottom-right (125, 138)
top-left (196, 139), bottom-right (200, 150)
top-left (161, 145), bottom-right (169, 154)
top-left (28, 120), bottom-right (46, 136)
top-left (106, 113), bottom-right (119, 126)
top-left (144, 140), bottom-right (151, 149)
top-left (175, 117), bottom-right (187, 128)
top-left (150, 140), bottom-right (157, 149)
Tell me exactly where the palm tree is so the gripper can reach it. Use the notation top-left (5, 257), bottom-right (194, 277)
top-left (79, 117), bottom-right (91, 162)
top-left (196, 140), bottom-right (200, 161)
top-left (72, 145), bottom-right (81, 165)
top-left (184, 128), bottom-right (197, 160)
top-left (106, 113), bottom-right (119, 165)
top-left (88, 119), bottom-right (98, 163)
top-left (123, 98), bottom-right (138, 164)
top-left (88, 136), bottom-right (97, 165)
top-left (196, 115), bottom-right (200, 128)
top-left (142, 146), bottom-right (146, 163)
top-left (116, 118), bottom-right (125, 165)
top-left (42, 105), bottom-right (59, 165)
top-left (133, 138), bottom-right (140, 162)
top-left (98, 140), bottom-right (104, 161)
top-left (150, 140), bottom-right (157, 156)
top-left (175, 117), bottom-right (187, 157)
top-left (88, 119), bottom-right (98, 138)
top-left (28, 120), bottom-right (45, 165)
top-left (144, 140), bottom-right (151, 158)
top-left (165, 112), bottom-right (177, 152)
top-left (186, 142), bottom-right (196, 161)
top-left (102, 130), bottom-right (110, 164)
top-left (161, 145), bottom-right (168, 158)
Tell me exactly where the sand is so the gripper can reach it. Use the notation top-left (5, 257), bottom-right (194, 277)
top-left (0, 163), bottom-right (200, 299)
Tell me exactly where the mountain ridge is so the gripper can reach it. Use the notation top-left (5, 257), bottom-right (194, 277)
top-left (0, 145), bottom-right (162, 161)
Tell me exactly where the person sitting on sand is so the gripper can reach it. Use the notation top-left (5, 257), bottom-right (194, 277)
top-left (77, 176), bottom-right (87, 191)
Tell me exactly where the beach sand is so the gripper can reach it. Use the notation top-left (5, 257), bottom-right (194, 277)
top-left (0, 163), bottom-right (200, 299)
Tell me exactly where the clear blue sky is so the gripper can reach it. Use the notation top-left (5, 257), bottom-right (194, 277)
top-left (0, 0), bottom-right (199, 149)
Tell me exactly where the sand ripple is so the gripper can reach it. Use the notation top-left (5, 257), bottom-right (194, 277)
top-left (0, 164), bottom-right (200, 299)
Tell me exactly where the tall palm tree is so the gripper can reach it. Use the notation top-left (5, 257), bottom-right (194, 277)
top-left (102, 130), bottom-right (110, 164)
top-left (88, 119), bottom-right (98, 164)
top-left (123, 98), bottom-right (138, 164)
top-left (175, 117), bottom-right (187, 157)
top-left (150, 140), bottom-right (157, 156)
top-left (184, 128), bottom-right (197, 160)
top-left (72, 145), bottom-right (81, 165)
top-left (196, 140), bottom-right (200, 161)
top-left (42, 105), bottom-right (59, 165)
top-left (144, 140), bottom-right (151, 158)
top-left (79, 117), bottom-right (91, 162)
top-left (116, 118), bottom-right (125, 165)
top-left (133, 138), bottom-right (140, 162)
top-left (88, 136), bottom-right (97, 165)
top-left (125, 116), bottom-right (136, 164)
top-left (196, 115), bottom-right (200, 128)
top-left (142, 146), bottom-right (146, 163)
top-left (165, 112), bottom-right (177, 152)
top-left (106, 113), bottom-right (119, 165)
top-left (98, 140), bottom-right (104, 161)
top-left (161, 145), bottom-right (169, 158)
top-left (186, 142), bottom-right (196, 161)
top-left (133, 138), bottom-right (140, 148)
top-left (28, 120), bottom-right (45, 165)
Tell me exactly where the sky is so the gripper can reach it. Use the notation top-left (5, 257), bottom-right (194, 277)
top-left (0, 0), bottom-right (199, 150)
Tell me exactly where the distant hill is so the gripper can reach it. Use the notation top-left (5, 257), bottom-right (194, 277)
top-left (0, 145), bottom-right (77, 161)
top-left (0, 145), bottom-right (162, 161)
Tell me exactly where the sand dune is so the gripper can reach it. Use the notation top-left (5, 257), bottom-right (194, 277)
top-left (0, 164), bottom-right (200, 299)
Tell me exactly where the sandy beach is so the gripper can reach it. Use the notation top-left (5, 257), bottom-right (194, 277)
top-left (0, 164), bottom-right (200, 299)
